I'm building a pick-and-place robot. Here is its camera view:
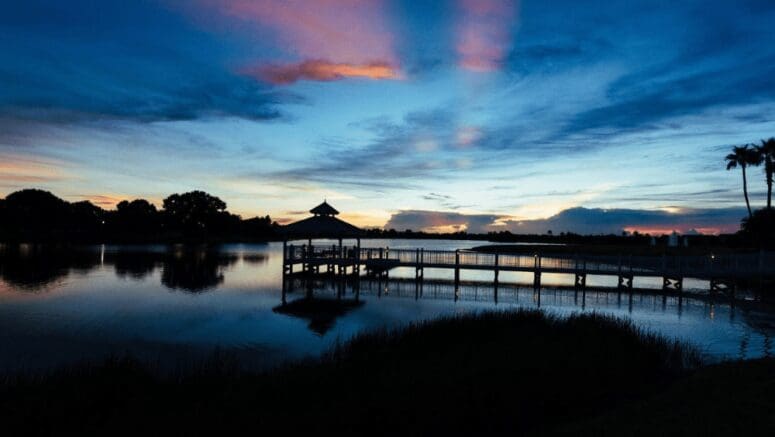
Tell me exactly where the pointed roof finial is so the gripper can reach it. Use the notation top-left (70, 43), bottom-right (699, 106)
top-left (310, 200), bottom-right (339, 216)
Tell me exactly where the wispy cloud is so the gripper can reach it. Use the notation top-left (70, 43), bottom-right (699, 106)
top-left (244, 60), bottom-right (399, 85)
top-left (0, 1), bottom-right (298, 124)
top-left (456, 0), bottom-right (518, 72)
top-left (192, 0), bottom-right (400, 84)
top-left (0, 153), bottom-right (70, 193)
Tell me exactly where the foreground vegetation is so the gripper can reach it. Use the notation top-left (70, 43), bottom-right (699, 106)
top-left (4, 310), bottom-right (771, 435)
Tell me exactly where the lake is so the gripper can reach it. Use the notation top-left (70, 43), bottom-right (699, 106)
top-left (1, 240), bottom-right (773, 373)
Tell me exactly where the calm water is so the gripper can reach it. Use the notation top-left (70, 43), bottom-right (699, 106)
top-left (1, 240), bottom-right (773, 372)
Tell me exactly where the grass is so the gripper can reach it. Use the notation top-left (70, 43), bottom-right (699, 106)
top-left (1, 310), bottom-right (772, 435)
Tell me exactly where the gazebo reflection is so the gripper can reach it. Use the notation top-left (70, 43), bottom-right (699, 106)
top-left (273, 293), bottom-right (365, 336)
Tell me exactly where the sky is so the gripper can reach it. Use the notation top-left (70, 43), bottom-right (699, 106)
top-left (2, 0), bottom-right (775, 235)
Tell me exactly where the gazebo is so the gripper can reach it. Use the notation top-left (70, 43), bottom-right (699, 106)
top-left (281, 200), bottom-right (365, 280)
top-left (282, 200), bottom-right (363, 241)
top-left (282, 200), bottom-right (364, 262)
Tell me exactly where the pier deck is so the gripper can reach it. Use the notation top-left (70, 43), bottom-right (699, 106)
top-left (283, 243), bottom-right (775, 292)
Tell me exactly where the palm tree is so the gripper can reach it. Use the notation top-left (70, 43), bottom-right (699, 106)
top-left (756, 138), bottom-right (775, 210)
top-left (726, 144), bottom-right (762, 218)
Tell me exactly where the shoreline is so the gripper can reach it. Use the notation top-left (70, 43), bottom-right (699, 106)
top-left (1, 310), bottom-right (772, 435)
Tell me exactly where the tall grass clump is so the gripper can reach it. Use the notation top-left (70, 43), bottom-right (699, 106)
top-left (0, 309), bottom-right (704, 436)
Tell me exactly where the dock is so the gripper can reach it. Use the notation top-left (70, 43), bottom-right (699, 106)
top-left (283, 242), bottom-right (775, 293)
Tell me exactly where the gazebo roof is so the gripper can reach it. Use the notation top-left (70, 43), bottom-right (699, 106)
top-left (273, 298), bottom-right (365, 335)
top-left (282, 201), bottom-right (363, 238)
top-left (310, 201), bottom-right (339, 216)
top-left (282, 215), bottom-right (363, 238)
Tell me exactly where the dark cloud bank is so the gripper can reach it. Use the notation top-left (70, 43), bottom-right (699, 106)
top-left (385, 207), bottom-right (748, 235)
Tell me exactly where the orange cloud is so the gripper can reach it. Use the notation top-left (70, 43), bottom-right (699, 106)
top-left (246, 60), bottom-right (400, 85)
top-left (456, 0), bottom-right (518, 72)
top-left (0, 154), bottom-right (68, 186)
top-left (76, 195), bottom-right (127, 209)
top-left (192, 0), bottom-right (399, 82)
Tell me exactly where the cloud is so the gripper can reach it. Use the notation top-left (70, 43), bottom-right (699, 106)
top-left (0, 0), bottom-right (298, 124)
top-left (244, 60), bottom-right (400, 85)
top-left (385, 210), bottom-right (503, 233)
top-left (0, 153), bottom-right (71, 194)
top-left (264, 108), bottom-right (470, 189)
top-left (190, 0), bottom-right (400, 83)
top-left (384, 206), bottom-right (748, 235)
top-left (456, 0), bottom-right (518, 72)
top-left (194, 0), bottom-right (396, 63)
top-left (76, 194), bottom-right (127, 209)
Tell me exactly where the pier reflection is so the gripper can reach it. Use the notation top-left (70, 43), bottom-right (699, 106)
top-left (281, 273), bottom-right (775, 357)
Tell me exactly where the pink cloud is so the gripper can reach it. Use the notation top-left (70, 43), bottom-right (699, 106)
top-left (456, 0), bottom-right (518, 72)
top-left (245, 59), bottom-right (399, 84)
top-left (190, 0), bottom-right (400, 83)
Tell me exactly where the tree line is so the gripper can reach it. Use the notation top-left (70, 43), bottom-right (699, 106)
top-left (725, 137), bottom-right (775, 241)
top-left (0, 189), bottom-right (279, 242)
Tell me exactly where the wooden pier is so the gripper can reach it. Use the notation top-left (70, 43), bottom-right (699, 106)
top-left (283, 242), bottom-right (775, 293)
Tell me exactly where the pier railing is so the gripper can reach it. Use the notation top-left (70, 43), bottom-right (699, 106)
top-left (283, 244), bottom-right (775, 279)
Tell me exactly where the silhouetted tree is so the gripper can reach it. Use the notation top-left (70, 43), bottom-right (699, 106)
top-left (70, 200), bottom-right (106, 233)
top-left (1, 189), bottom-right (277, 243)
top-left (726, 144), bottom-right (762, 218)
top-left (114, 199), bottom-right (160, 234)
top-left (162, 191), bottom-right (237, 235)
top-left (241, 215), bottom-right (278, 239)
top-left (0, 189), bottom-right (72, 239)
top-left (740, 208), bottom-right (775, 246)
top-left (756, 138), bottom-right (775, 210)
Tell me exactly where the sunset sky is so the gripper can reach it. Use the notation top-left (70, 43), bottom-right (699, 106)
top-left (2, 0), bottom-right (775, 234)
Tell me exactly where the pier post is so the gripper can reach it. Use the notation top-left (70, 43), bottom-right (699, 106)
top-left (533, 253), bottom-right (541, 290)
top-left (415, 248), bottom-right (422, 281)
top-left (618, 274), bottom-right (633, 291)
top-left (356, 238), bottom-right (361, 277)
top-left (420, 248), bottom-right (424, 279)
top-left (494, 253), bottom-right (500, 283)
top-left (575, 272), bottom-right (586, 290)
top-left (454, 250), bottom-right (460, 286)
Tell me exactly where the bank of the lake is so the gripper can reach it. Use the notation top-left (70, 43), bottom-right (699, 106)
top-left (1, 310), bottom-right (772, 435)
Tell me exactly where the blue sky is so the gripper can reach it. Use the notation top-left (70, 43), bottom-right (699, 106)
top-left (2, 0), bottom-right (774, 234)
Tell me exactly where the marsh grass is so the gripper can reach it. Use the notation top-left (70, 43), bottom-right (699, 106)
top-left (0, 310), bottom-right (744, 436)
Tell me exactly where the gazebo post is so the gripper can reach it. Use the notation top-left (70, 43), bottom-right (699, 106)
top-left (356, 238), bottom-right (361, 275)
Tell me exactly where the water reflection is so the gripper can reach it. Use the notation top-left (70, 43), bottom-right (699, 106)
top-left (0, 244), bottom-right (265, 293)
top-left (0, 241), bottom-right (773, 373)
top-left (274, 297), bottom-right (365, 336)
top-left (161, 249), bottom-right (239, 292)
top-left (0, 245), bottom-right (101, 291)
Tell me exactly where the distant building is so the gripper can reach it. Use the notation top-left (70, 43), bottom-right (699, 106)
top-left (668, 231), bottom-right (679, 247)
